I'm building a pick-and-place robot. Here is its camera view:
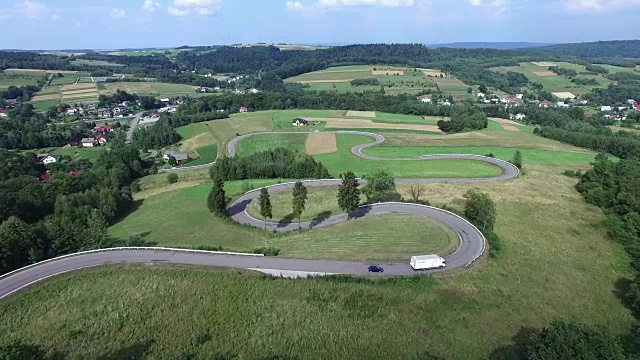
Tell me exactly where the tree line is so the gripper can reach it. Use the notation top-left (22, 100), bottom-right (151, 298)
top-left (210, 148), bottom-right (331, 181)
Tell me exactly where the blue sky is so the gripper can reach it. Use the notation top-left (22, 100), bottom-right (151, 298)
top-left (1, 0), bottom-right (639, 49)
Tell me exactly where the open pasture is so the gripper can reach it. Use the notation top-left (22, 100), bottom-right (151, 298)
top-left (432, 76), bottom-right (471, 97)
top-left (286, 65), bottom-right (437, 95)
top-left (98, 82), bottom-right (199, 98)
top-left (346, 110), bottom-right (376, 117)
top-left (319, 117), bottom-right (442, 132)
top-left (0, 69), bottom-right (47, 88)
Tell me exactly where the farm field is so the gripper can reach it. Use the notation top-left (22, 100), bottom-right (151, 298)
top-left (491, 62), bottom-right (611, 96)
top-left (70, 59), bottom-right (125, 67)
top-left (185, 145), bottom-right (218, 166)
top-left (27, 146), bottom-right (105, 162)
top-left (0, 69), bottom-right (47, 88)
top-left (98, 82), bottom-right (199, 97)
top-left (285, 65), bottom-right (438, 95)
top-left (432, 76), bottom-right (473, 99)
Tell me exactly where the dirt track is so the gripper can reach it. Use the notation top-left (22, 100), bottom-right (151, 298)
top-left (309, 117), bottom-right (442, 132)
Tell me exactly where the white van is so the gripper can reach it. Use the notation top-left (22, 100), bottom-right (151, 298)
top-left (410, 255), bottom-right (446, 271)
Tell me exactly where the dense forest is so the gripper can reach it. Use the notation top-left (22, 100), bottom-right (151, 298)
top-left (0, 137), bottom-right (151, 275)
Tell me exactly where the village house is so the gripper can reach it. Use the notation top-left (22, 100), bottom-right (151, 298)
top-left (94, 125), bottom-right (114, 133)
top-left (557, 102), bottom-right (569, 108)
top-left (163, 150), bottom-right (189, 164)
top-left (420, 97), bottom-right (432, 103)
top-left (293, 118), bottom-right (309, 127)
top-left (438, 100), bottom-right (451, 106)
top-left (81, 138), bottom-right (96, 147)
top-left (239, 107), bottom-right (249, 113)
top-left (66, 108), bottom-right (78, 116)
top-left (514, 113), bottom-right (526, 121)
top-left (539, 102), bottom-right (550, 109)
top-left (628, 99), bottom-right (636, 105)
top-left (95, 135), bottom-right (108, 145)
top-left (634, 104), bottom-right (640, 111)
top-left (38, 171), bottom-right (52, 182)
top-left (160, 98), bottom-right (170, 103)
top-left (601, 106), bottom-right (613, 112)
top-left (249, 88), bottom-right (260, 94)
top-left (0, 109), bottom-right (7, 117)
top-left (37, 153), bottom-right (60, 165)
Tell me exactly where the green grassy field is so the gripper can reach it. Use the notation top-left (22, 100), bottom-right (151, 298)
top-left (0, 69), bottom-right (47, 88)
top-left (70, 59), bottom-right (125, 67)
top-left (110, 181), bottom-right (457, 262)
top-left (365, 146), bottom-right (597, 165)
top-left (185, 145), bottom-right (218, 166)
top-left (492, 62), bottom-right (611, 96)
top-left (100, 82), bottom-right (198, 98)
top-left (11, 159), bottom-right (637, 359)
top-left (30, 100), bottom-right (60, 112)
top-left (50, 72), bottom-right (90, 86)
top-left (247, 186), bottom-right (348, 222)
top-left (237, 132), bottom-right (307, 156)
top-left (285, 65), bottom-right (437, 95)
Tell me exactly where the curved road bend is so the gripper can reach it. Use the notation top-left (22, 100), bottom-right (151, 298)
top-left (0, 131), bottom-right (519, 298)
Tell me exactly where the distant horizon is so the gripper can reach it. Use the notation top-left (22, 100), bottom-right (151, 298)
top-left (4, 40), bottom-right (640, 52)
top-left (1, 0), bottom-right (639, 50)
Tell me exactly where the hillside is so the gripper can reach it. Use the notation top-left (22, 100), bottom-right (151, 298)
top-left (523, 40), bottom-right (640, 59)
top-left (428, 42), bottom-right (551, 50)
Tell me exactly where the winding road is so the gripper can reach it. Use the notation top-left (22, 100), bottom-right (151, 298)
top-left (0, 130), bottom-right (519, 299)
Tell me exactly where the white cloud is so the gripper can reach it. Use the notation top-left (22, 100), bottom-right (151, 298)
top-left (110, 8), bottom-right (127, 18)
top-left (14, 1), bottom-right (49, 19)
top-left (168, 0), bottom-right (222, 16)
top-left (318, 0), bottom-right (414, 7)
top-left (142, 0), bottom-right (162, 12)
top-left (565, 0), bottom-right (640, 12)
top-left (286, 1), bottom-right (305, 11)
top-left (51, 13), bottom-right (60, 20)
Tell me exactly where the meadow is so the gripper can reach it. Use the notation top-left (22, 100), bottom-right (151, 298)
top-left (7, 157), bottom-right (635, 359)
top-left (0, 69), bottom-right (47, 88)
top-left (491, 61), bottom-right (612, 96)
top-left (285, 65), bottom-right (438, 95)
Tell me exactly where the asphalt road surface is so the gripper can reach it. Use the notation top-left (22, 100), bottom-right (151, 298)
top-left (0, 130), bottom-right (519, 298)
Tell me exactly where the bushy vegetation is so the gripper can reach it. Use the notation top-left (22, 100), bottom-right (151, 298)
top-left (548, 66), bottom-right (577, 77)
top-left (210, 148), bottom-right (331, 181)
top-left (350, 78), bottom-right (380, 86)
top-left (437, 104), bottom-right (488, 133)
top-left (0, 139), bottom-right (149, 274)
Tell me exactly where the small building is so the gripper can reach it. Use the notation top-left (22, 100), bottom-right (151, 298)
top-left (539, 102), bottom-right (550, 109)
top-left (634, 104), bottom-right (640, 111)
top-left (628, 99), bottom-right (636, 105)
top-left (516, 94), bottom-right (524, 99)
top-left (173, 153), bottom-right (189, 164)
top-left (249, 88), bottom-right (259, 94)
top-left (0, 109), bottom-right (7, 117)
top-left (68, 170), bottom-right (81, 177)
top-left (66, 108), bottom-right (78, 115)
top-left (420, 98), bottom-right (432, 103)
top-left (601, 106), bottom-right (612, 112)
top-left (160, 98), bottom-right (170, 103)
top-left (586, 114), bottom-right (593, 119)
top-left (95, 135), bottom-right (108, 145)
top-left (37, 153), bottom-right (60, 164)
top-left (293, 118), bottom-right (309, 127)
top-left (476, 93), bottom-right (485, 98)
top-left (515, 113), bottom-right (526, 120)
top-left (557, 102), bottom-right (569, 108)
top-left (38, 171), bottom-right (52, 182)
top-left (94, 125), bottom-right (114, 133)
top-left (81, 138), bottom-right (96, 147)
top-left (239, 107), bottom-right (249, 113)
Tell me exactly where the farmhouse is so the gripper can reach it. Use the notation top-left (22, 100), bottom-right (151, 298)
top-left (293, 118), bottom-right (309, 127)
top-left (634, 104), bottom-right (640, 110)
top-left (160, 98), bottom-right (170, 103)
top-left (37, 153), bottom-right (60, 164)
top-left (557, 102), bottom-right (569, 108)
top-left (81, 138), bottom-right (96, 147)
top-left (0, 109), bottom-right (7, 117)
top-left (601, 106), bottom-right (613, 112)
top-left (95, 135), bottom-right (108, 145)
top-left (239, 107), bottom-right (249, 113)
top-left (38, 171), bottom-right (52, 182)
top-left (539, 102), bottom-right (550, 108)
top-left (163, 150), bottom-right (189, 164)
top-left (66, 109), bottom-right (78, 115)
top-left (420, 98), bottom-right (432, 103)
top-left (514, 113), bottom-right (526, 120)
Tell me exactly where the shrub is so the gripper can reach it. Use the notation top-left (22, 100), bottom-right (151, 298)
top-left (167, 173), bottom-right (179, 184)
top-left (483, 228), bottom-right (503, 258)
top-left (253, 246), bottom-right (280, 256)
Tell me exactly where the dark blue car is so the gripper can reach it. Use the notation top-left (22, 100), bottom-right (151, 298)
top-left (368, 265), bottom-right (384, 273)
